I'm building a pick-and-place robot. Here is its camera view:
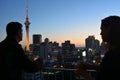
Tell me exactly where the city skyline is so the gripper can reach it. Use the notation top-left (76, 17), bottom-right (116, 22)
top-left (1, 0), bottom-right (120, 47)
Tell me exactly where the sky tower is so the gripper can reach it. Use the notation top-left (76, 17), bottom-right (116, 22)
top-left (25, 0), bottom-right (30, 52)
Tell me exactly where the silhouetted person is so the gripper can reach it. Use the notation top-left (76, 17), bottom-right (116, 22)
top-left (0, 22), bottom-right (43, 80)
top-left (75, 15), bottom-right (120, 80)
top-left (95, 15), bottom-right (120, 80)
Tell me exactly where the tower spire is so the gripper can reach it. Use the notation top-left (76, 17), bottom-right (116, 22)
top-left (25, 0), bottom-right (30, 52)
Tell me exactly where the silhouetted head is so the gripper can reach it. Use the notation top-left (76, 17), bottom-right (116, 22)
top-left (6, 22), bottom-right (23, 42)
top-left (100, 15), bottom-right (120, 46)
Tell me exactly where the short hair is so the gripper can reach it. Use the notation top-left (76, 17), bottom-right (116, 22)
top-left (6, 22), bottom-right (22, 36)
top-left (101, 15), bottom-right (120, 45)
top-left (101, 15), bottom-right (120, 28)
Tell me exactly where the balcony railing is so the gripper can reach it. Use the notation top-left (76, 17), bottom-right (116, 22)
top-left (22, 67), bottom-right (97, 80)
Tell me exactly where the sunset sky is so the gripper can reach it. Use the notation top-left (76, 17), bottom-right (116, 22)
top-left (0, 0), bottom-right (120, 47)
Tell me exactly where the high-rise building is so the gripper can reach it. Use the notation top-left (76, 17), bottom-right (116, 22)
top-left (32, 34), bottom-right (42, 55)
top-left (85, 35), bottom-right (100, 52)
top-left (85, 35), bottom-right (95, 50)
top-left (62, 40), bottom-right (75, 54)
top-left (33, 34), bottom-right (42, 44)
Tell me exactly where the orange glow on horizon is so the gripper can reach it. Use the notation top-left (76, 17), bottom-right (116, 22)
top-left (20, 34), bottom-right (102, 48)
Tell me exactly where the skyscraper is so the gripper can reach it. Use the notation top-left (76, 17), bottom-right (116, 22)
top-left (33, 34), bottom-right (42, 44)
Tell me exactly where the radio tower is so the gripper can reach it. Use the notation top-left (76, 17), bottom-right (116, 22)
top-left (25, 0), bottom-right (30, 52)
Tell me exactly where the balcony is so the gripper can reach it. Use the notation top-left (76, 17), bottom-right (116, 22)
top-left (22, 67), bottom-right (97, 80)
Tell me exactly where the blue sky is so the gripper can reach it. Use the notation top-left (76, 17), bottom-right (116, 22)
top-left (1, 0), bottom-right (120, 47)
